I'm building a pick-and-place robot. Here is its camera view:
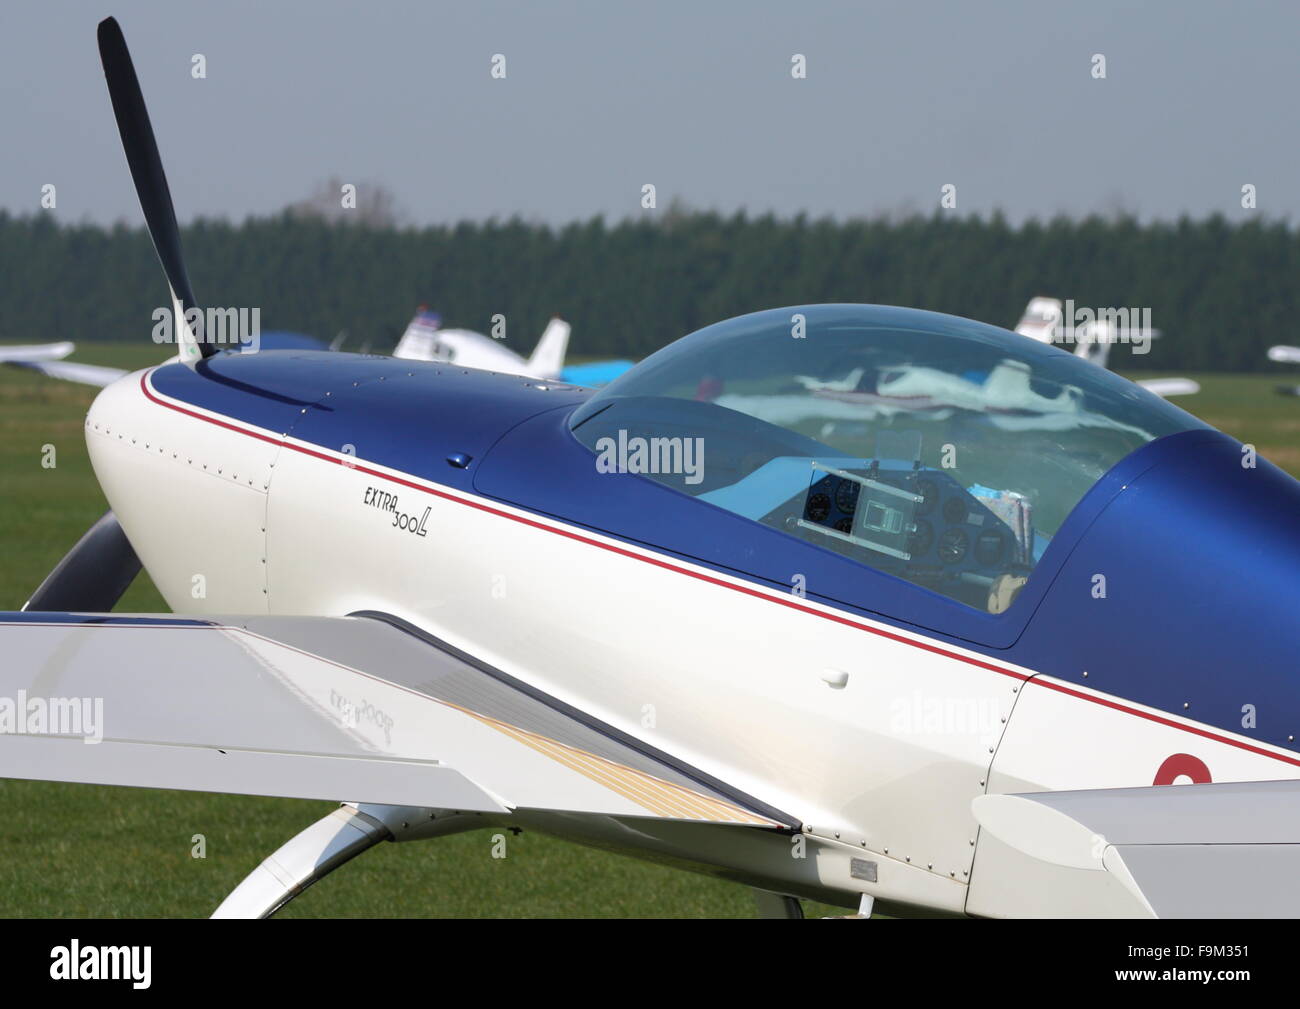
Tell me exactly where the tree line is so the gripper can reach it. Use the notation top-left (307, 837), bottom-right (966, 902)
top-left (0, 209), bottom-right (1293, 371)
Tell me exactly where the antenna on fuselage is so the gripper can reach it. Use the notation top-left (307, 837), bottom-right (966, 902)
top-left (98, 17), bottom-right (215, 365)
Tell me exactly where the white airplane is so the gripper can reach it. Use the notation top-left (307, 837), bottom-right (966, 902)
top-left (1014, 296), bottom-right (1199, 398)
top-left (3, 312), bottom-right (632, 390)
top-left (0, 341), bottom-right (130, 387)
top-left (1266, 345), bottom-right (1300, 396)
top-left (392, 306), bottom-right (572, 380)
top-left (393, 308), bottom-right (636, 386)
top-left (6, 18), bottom-right (1300, 920)
top-left (1, 316), bottom-right (560, 390)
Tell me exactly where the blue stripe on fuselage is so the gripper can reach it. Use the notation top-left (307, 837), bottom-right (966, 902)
top-left (150, 351), bottom-right (591, 489)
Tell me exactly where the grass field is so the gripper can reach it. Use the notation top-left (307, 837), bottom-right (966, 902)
top-left (1, 344), bottom-right (1297, 918)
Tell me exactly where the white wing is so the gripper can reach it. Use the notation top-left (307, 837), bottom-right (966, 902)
top-left (0, 341), bottom-right (75, 363)
top-left (0, 613), bottom-right (789, 828)
top-left (10, 359), bottom-right (129, 387)
top-left (971, 781), bottom-right (1300, 917)
top-left (1135, 377), bottom-right (1200, 398)
top-left (0, 341), bottom-right (128, 387)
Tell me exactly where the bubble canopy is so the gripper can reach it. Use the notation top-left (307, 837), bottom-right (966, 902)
top-left (570, 305), bottom-right (1206, 614)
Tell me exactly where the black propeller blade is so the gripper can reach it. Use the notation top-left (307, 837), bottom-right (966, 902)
top-left (23, 511), bottom-right (142, 613)
top-left (23, 22), bottom-right (217, 614)
top-left (97, 16), bottom-right (215, 359)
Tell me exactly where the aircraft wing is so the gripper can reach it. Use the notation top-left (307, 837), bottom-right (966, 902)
top-left (0, 341), bottom-right (125, 387)
top-left (0, 341), bottom-right (75, 364)
top-left (1135, 377), bottom-right (1199, 398)
top-left (0, 612), bottom-right (791, 828)
top-left (971, 781), bottom-right (1300, 917)
top-left (7, 358), bottom-right (129, 387)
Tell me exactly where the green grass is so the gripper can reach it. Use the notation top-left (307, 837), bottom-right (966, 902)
top-left (1120, 370), bottom-right (1300, 476)
top-left (2, 345), bottom-right (1297, 917)
top-left (0, 782), bottom-right (777, 918)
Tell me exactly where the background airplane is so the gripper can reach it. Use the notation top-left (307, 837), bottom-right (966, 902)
top-left (391, 306), bottom-right (570, 379)
top-left (3, 313), bottom-right (636, 389)
top-left (1013, 296), bottom-right (1199, 398)
top-left (1267, 344), bottom-right (1300, 396)
top-left (392, 306), bottom-right (635, 385)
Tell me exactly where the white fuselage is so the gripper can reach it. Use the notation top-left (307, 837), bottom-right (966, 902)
top-left (391, 316), bottom-right (571, 381)
top-left (83, 366), bottom-right (1300, 915)
top-left (393, 328), bottom-right (534, 375)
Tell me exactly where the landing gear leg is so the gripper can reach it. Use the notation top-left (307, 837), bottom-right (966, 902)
top-left (211, 803), bottom-right (486, 918)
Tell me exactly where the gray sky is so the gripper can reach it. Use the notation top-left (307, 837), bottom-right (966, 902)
top-left (3, 0), bottom-right (1296, 227)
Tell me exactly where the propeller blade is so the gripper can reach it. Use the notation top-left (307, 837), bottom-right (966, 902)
top-left (97, 16), bottom-right (214, 362)
top-left (23, 511), bottom-right (142, 612)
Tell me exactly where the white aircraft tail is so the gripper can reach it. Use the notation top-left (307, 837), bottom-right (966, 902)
top-left (983, 359), bottom-right (1035, 405)
top-left (527, 317), bottom-right (571, 380)
top-left (1014, 297), bottom-right (1063, 344)
top-left (392, 307), bottom-right (442, 360)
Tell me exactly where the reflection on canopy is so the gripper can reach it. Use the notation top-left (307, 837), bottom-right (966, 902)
top-left (572, 305), bottom-right (1206, 613)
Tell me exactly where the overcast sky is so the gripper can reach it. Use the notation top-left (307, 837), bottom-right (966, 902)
top-left (3, 0), bottom-right (1296, 227)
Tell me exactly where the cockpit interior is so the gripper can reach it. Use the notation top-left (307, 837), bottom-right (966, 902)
top-left (571, 305), bottom-right (1206, 614)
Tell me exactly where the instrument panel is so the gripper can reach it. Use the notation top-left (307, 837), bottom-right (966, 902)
top-left (766, 466), bottom-right (1030, 610)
